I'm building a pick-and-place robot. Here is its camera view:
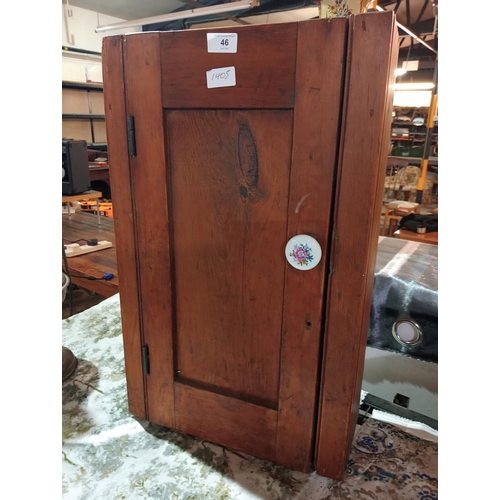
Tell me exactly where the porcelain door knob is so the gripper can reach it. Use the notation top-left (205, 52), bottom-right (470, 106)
top-left (285, 234), bottom-right (322, 270)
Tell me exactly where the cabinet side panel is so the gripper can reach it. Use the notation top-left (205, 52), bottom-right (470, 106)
top-left (123, 33), bottom-right (175, 428)
top-left (315, 11), bottom-right (399, 480)
top-left (102, 35), bottom-right (146, 419)
top-left (276, 17), bottom-right (348, 473)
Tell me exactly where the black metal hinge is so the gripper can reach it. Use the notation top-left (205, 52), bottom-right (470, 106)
top-left (127, 116), bottom-right (136, 157)
top-left (141, 345), bottom-right (150, 375)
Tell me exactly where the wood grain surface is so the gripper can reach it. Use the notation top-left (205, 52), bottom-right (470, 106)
top-left (62, 211), bottom-right (118, 298)
top-left (174, 383), bottom-right (277, 462)
top-left (161, 23), bottom-right (297, 109)
top-left (102, 13), bottom-right (398, 479)
top-left (102, 34), bottom-right (146, 419)
top-left (123, 32), bottom-right (176, 429)
top-left (394, 228), bottom-right (438, 245)
top-left (167, 109), bottom-right (292, 408)
top-left (314, 11), bottom-right (399, 480)
top-left (275, 17), bottom-right (348, 472)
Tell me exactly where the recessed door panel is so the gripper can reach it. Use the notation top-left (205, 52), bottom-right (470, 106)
top-left (167, 110), bottom-right (293, 407)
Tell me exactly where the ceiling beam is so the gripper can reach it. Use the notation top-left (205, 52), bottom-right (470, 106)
top-left (144, 0), bottom-right (317, 31)
top-left (404, 18), bottom-right (438, 36)
top-left (416, 0), bottom-right (431, 24)
top-left (96, 0), bottom-right (259, 33)
top-left (398, 39), bottom-right (437, 59)
top-left (378, 0), bottom-right (401, 7)
top-left (179, 0), bottom-right (251, 25)
top-left (377, 4), bottom-right (437, 54)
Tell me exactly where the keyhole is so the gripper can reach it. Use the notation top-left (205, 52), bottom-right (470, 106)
top-left (305, 321), bottom-right (312, 330)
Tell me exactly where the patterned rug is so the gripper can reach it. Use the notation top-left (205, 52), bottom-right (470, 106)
top-left (62, 294), bottom-right (438, 499)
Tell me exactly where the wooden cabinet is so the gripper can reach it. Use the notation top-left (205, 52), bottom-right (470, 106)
top-left (102, 12), bottom-right (398, 480)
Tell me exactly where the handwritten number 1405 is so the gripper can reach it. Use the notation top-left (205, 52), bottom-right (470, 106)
top-left (212, 70), bottom-right (231, 80)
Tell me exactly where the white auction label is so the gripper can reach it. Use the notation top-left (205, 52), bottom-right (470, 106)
top-left (206, 66), bottom-right (236, 89)
top-left (207, 33), bottom-right (238, 53)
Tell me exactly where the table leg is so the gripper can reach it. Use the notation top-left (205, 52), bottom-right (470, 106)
top-left (381, 207), bottom-right (390, 236)
top-left (389, 218), bottom-right (395, 237)
top-left (96, 198), bottom-right (101, 225)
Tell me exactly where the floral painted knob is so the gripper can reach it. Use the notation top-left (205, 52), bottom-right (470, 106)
top-left (285, 235), bottom-right (322, 271)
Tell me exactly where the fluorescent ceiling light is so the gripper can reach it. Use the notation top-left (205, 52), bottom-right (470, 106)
top-left (393, 90), bottom-right (432, 107)
top-left (395, 68), bottom-right (407, 77)
top-left (393, 82), bottom-right (435, 90)
top-left (402, 60), bottom-right (419, 71)
top-left (95, 0), bottom-right (260, 33)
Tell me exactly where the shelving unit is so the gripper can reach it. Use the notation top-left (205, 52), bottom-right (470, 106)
top-left (385, 105), bottom-right (438, 207)
top-left (384, 106), bottom-right (438, 205)
top-left (62, 81), bottom-right (107, 145)
top-left (62, 81), bottom-right (111, 199)
top-left (388, 156), bottom-right (438, 166)
top-left (390, 106), bottom-right (438, 158)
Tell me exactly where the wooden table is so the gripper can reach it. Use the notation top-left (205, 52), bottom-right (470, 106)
top-left (380, 201), bottom-right (419, 237)
top-left (63, 190), bottom-right (102, 225)
top-left (89, 165), bottom-right (110, 184)
top-left (393, 228), bottom-right (438, 245)
top-left (89, 166), bottom-right (111, 199)
top-left (62, 211), bottom-right (118, 297)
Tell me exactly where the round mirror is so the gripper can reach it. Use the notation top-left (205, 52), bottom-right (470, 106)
top-left (392, 319), bottom-right (422, 346)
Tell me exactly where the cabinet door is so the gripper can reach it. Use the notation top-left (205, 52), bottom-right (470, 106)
top-left (103, 19), bottom-right (347, 472)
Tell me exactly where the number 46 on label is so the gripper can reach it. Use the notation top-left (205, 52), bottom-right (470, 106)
top-left (207, 33), bottom-right (238, 53)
